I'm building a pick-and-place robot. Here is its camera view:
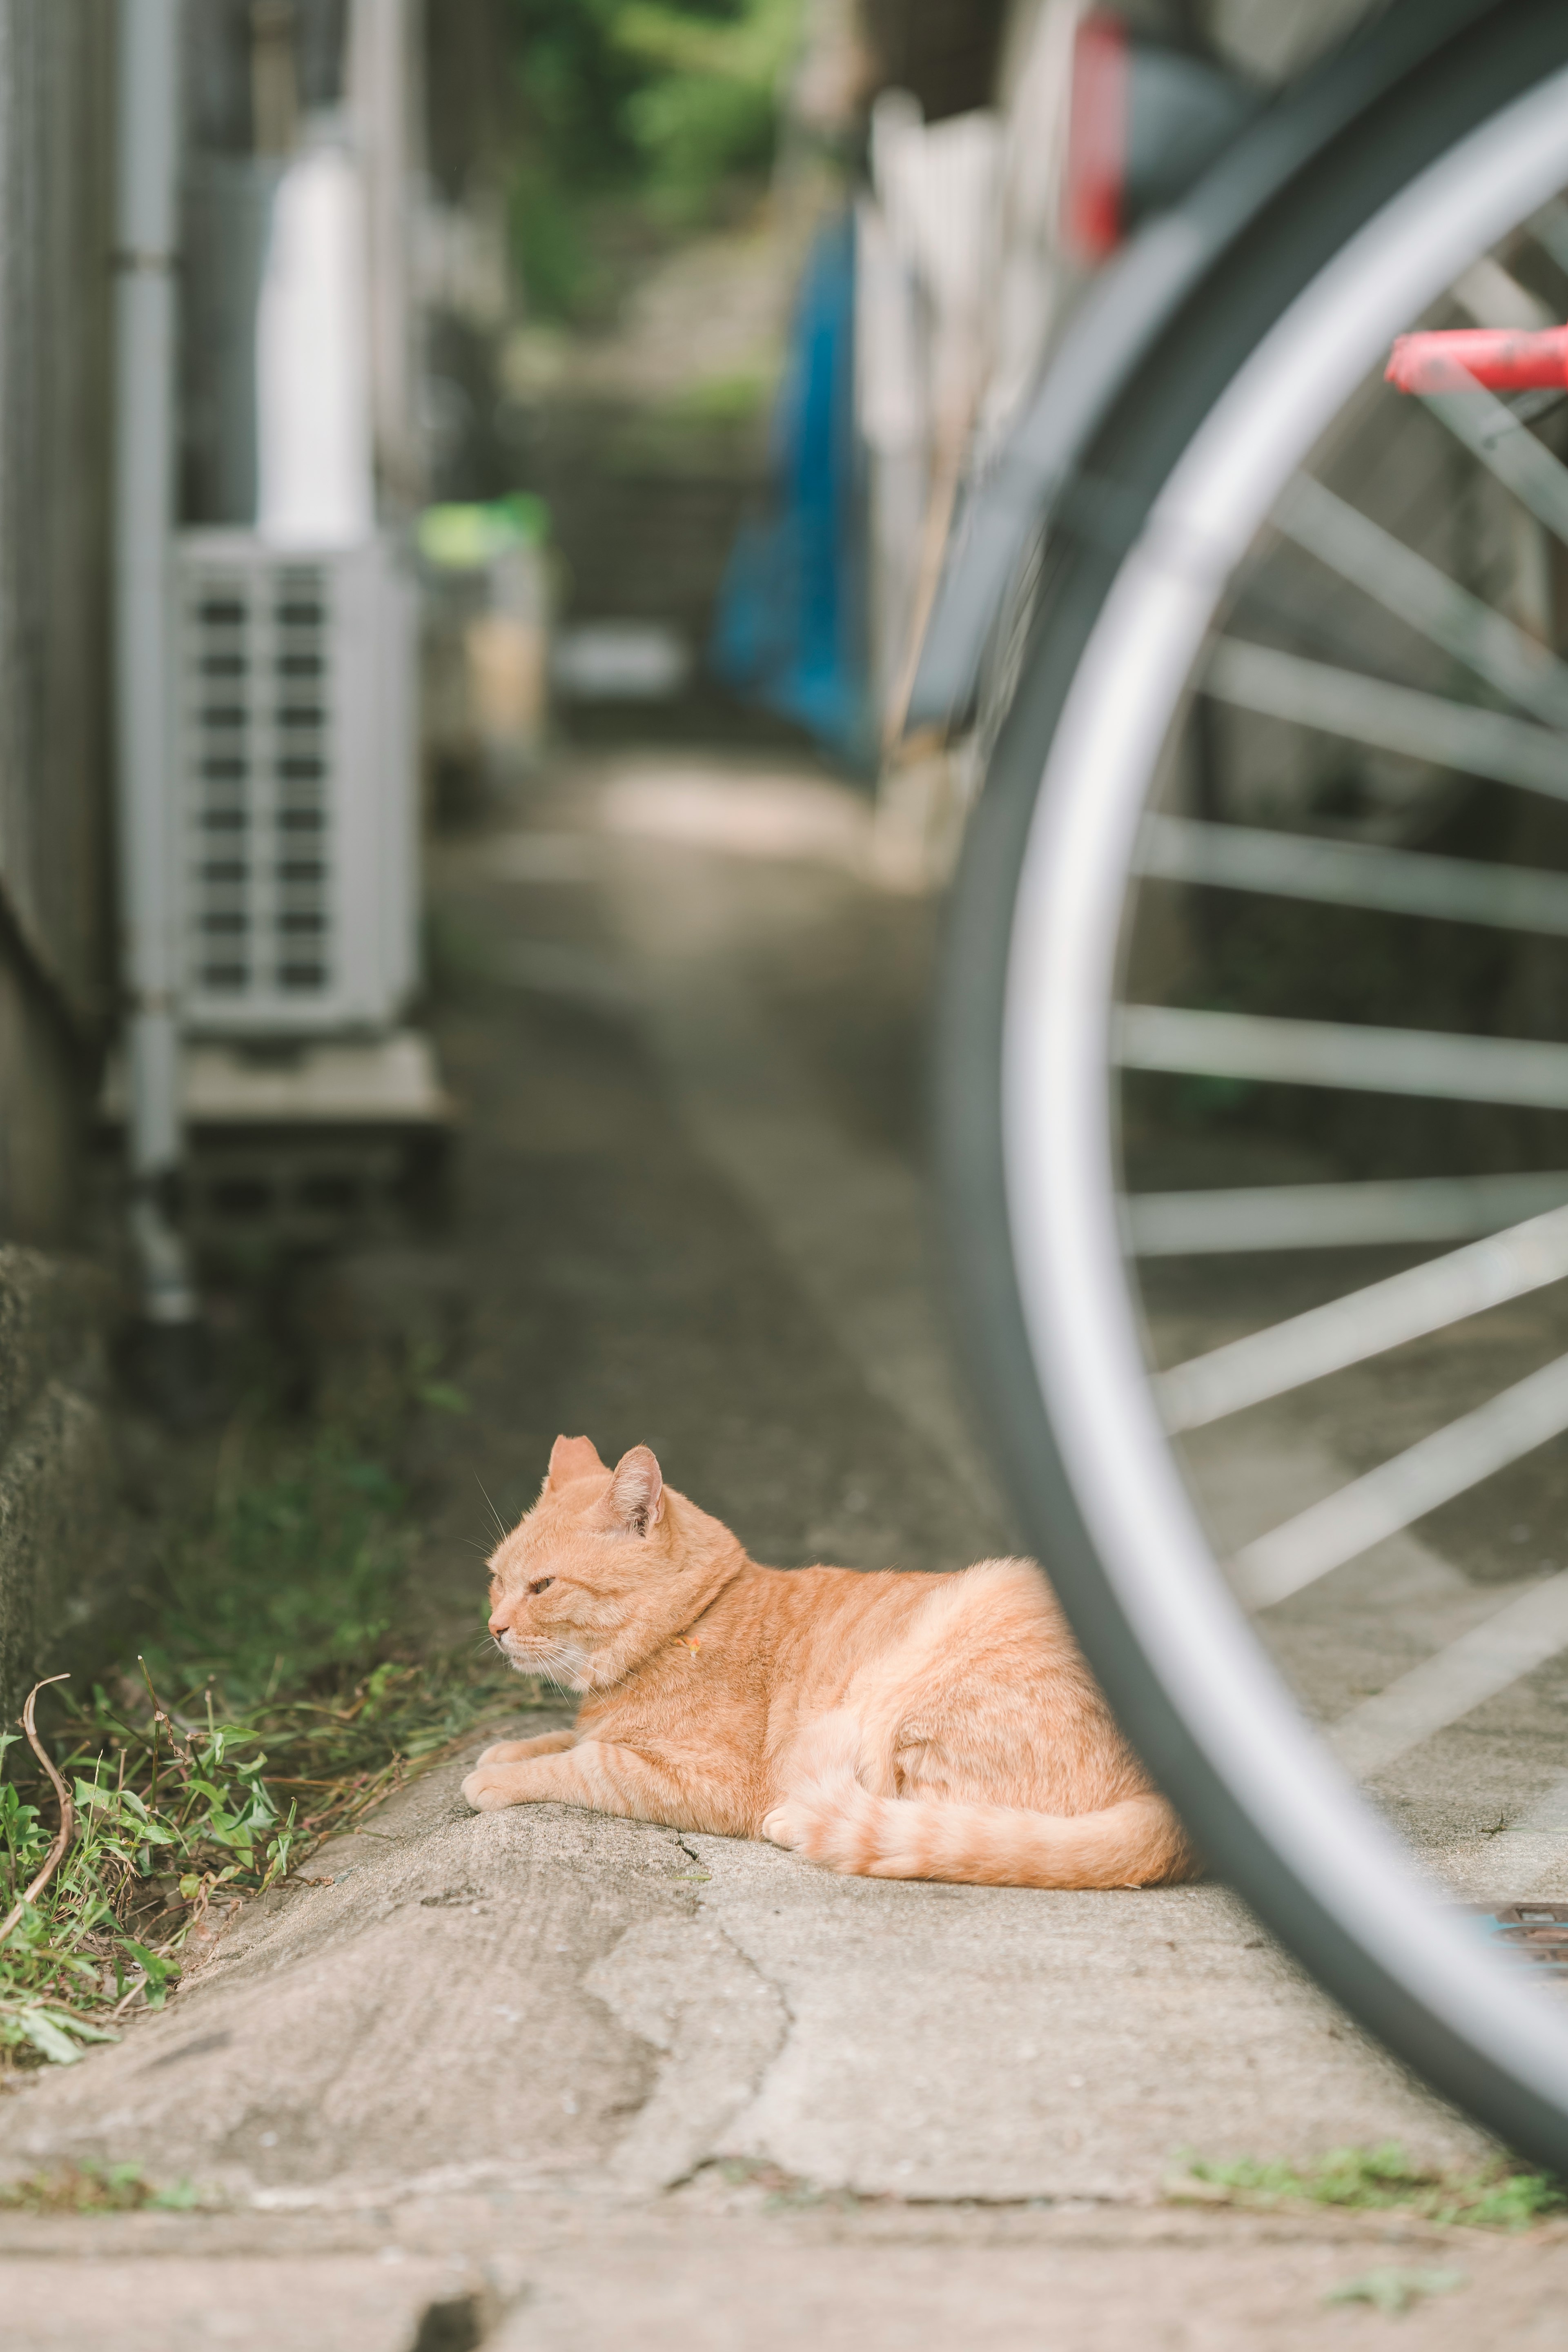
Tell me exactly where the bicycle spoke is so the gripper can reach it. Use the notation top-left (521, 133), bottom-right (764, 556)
top-left (1421, 379), bottom-right (1568, 550)
top-left (1157, 1203), bottom-right (1568, 1432)
top-left (1528, 195), bottom-right (1568, 284)
top-left (1329, 1570), bottom-right (1568, 1775)
top-left (1125, 1174), bottom-right (1568, 1254)
top-left (1451, 253), bottom-right (1555, 330)
top-left (1199, 638), bottom-right (1568, 800)
top-left (1232, 1352), bottom-right (1568, 1608)
top-left (1137, 813), bottom-right (1568, 930)
top-left (1274, 475), bottom-right (1568, 729)
top-left (962, 40), bottom-right (1568, 2158)
top-left (1116, 1004), bottom-right (1568, 1106)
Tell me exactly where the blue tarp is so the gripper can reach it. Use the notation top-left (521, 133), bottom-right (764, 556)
top-left (710, 211), bottom-right (869, 764)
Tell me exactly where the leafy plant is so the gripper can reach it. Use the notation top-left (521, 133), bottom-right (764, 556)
top-left (615, 0), bottom-right (800, 214)
top-left (0, 1659), bottom-right (535, 2074)
top-left (0, 1420), bottom-right (543, 2075)
top-left (0, 2161), bottom-right (198, 2214)
top-left (141, 1438), bottom-right (412, 1704)
top-left (1325, 2267), bottom-right (1466, 2316)
top-left (1174, 2143), bottom-right (1566, 2230)
top-left (503, 0), bottom-right (803, 315)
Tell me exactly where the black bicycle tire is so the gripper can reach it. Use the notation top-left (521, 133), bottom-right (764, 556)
top-left (940, 0), bottom-right (1568, 2169)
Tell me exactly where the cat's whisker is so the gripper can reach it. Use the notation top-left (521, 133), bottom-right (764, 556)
top-left (474, 1473), bottom-right (509, 1545)
top-left (500, 1637), bottom-right (587, 1693)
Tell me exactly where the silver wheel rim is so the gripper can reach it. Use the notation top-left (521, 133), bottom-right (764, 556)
top-left (1004, 65), bottom-right (1568, 2109)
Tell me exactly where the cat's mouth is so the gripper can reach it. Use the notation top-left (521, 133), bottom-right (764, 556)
top-left (494, 1632), bottom-right (590, 1690)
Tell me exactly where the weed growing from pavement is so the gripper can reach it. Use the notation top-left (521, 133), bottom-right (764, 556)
top-left (1324, 2267), bottom-right (1467, 2315)
top-left (1174, 2142), bottom-right (1566, 2229)
top-left (0, 1426), bottom-right (543, 2076)
top-left (0, 2160), bottom-right (200, 2213)
top-left (712, 2158), bottom-right (862, 2212)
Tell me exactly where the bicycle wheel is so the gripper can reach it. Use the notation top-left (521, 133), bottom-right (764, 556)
top-left (942, 0), bottom-right (1568, 2166)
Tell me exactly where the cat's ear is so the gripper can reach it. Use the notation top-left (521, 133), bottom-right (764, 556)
top-left (608, 1444), bottom-right (664, 1537)
top-left (546, 1434), bottom-right (604, 1490)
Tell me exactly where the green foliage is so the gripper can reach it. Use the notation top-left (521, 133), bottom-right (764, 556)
top-left (1324, 2268), bottom-right (1466, 2316)
top-left (510, 0), bottom-right (649, 191)
top-left (510, 165), bottom-right (605, 321)
top-left (663, 368), bottom-right (772, 424)
top-left (626, 69), bottom-right (777, 209)
top-left (1176, 2143), bottom-right (1567, 2230)
top-left (0, 1693), bottom-right (299, 2069)
top-left (142, 1439), bottom-right (412, 1705)
top-left (504, 0), bottom-right (802, 314)
top-left (0, 1655), bottom-right (531, 2074)
top-left (0, 2160), bottom-right (198, 2214)
top-left (616, 0), bottom-right (799, 213)
top-left (0, 1417), bottom-right (542, 2076)
top-left (416, 1381), bottom-right (472, 1417)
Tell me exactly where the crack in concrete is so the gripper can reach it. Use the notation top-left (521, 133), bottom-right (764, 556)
top-left (586, 1860), bottom-right (793, 2193)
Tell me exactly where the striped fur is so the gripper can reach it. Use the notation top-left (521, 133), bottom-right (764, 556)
top-left (762, 1710), bottom-right (1189, 1887)
top-left (462, 1438), bottom-right (1195, 1891)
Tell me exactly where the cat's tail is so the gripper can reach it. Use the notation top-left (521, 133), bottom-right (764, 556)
top-left (762, 1710), bottom-right (1195, 1889)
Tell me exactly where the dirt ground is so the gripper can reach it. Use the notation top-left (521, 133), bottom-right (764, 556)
top-left (2, 744), bottom-right (1562, 2349)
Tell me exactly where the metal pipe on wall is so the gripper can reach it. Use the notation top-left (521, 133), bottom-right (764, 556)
top-left (113, 0), bottom-right (196, 1331)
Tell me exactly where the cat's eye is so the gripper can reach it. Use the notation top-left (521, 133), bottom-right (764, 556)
top-left (527, 1577), bottom-right (553, 1595)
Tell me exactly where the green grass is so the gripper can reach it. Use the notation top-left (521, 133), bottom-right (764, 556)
top-left (143, 1437), bottom-right (412, 1702)
top-left (1324, 2267), bottom-right (1467, 2316)
top-left (660, 368), bottom-right (772, 425)
top-left (0, 2160), bottom-right (199, 2213)
top-left (1173, 2143), bottom-right (1566, 2230)
top-left (0, 1420), bottom-right (540, 2076)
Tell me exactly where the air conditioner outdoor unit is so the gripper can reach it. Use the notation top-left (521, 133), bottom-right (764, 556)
top-left (106, 7), bottom-right (451, 1300)
top-left (118, 526), bottom-right (456, 1250)
top-left (176, 529), bottom-right (417, 1036)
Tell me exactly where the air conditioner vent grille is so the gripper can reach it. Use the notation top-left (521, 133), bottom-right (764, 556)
top-left (175, 531), bottom-right (417, 1038)
top-left (180, 557), bottom-right (334, 1008)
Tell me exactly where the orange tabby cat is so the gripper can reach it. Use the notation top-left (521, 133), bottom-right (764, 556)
top-left (462, 1434), bottom-right (1194, 1888)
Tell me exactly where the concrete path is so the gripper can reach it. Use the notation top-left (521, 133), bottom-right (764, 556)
top-left (0, 1740), bottom-right (1481, 2209)
top-left (0, 1739), bottom-right (1538, 2350)
top-left (2, 748), bottom-right (1560, 2347)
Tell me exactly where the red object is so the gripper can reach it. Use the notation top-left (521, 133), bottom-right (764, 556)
top-left (1065, 14), bottom-right (1128, 263)
top-left (1386, 325), bottom-right (1568, 394)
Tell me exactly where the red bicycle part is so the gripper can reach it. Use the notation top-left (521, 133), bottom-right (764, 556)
top-left (1065, 14), bottom-right (1129, 264)
top-left (1386, 323), bottom-right (1568, 392)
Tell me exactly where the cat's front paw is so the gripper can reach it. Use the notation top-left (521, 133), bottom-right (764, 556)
top-left (762, 1802), bottom-right (802, 1849)
top-left (463, 1763), bottom-right (524, 1811)
top-left (477, 1738), bottom-right (536, 1766)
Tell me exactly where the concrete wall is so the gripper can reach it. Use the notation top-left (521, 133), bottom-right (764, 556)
top-left (0, 4), bottom-right (120, 1731)
top-left (0, 1250), bottom-right (117, 1732)
top-left (0, 0), bottom-right (116, 1245)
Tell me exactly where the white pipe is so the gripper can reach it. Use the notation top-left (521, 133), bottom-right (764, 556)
top-left (113, 0), bottom-right (195, 1323)
top-left (350, 0), bottom-right (418, 506)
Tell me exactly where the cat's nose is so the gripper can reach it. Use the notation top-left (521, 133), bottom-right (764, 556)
top-left (488, 1613), bottom-right (509, 1639)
